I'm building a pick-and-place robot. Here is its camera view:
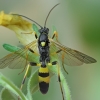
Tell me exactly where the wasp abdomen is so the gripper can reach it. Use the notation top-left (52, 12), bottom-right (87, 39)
top-left (39, 81), bottom-right (49, 94)
top-left (39, 67), bottom-right (50, 94)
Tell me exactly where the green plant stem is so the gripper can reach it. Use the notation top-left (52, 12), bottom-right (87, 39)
top-left (0, 73), bottom-right (28, 100)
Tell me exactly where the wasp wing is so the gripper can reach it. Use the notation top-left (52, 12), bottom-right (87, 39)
top-left (50, 42), bottom-right (83, 66)
top-left (0, 40), bottom-right (39, 69)
top-left (49, 38), bottom-right (96, 66)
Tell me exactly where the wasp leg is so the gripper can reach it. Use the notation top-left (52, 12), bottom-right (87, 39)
top-left (62, 52), bottom-right (68, 74)
top-left (48, 61), bottom-right (65, 100)
top-left (30, 62), bottom-right (41, 67)
top-left (18, 47), bottom-right (38, 75)
top-left (52, 30), bottom-right (58, 42)
top-left (20, 64), bottom-right (30, 90)
top-left (33, 30), bottom-right (38, 39)
top-left (18, 64), bottom-right (30, 100)
top-left (18, 62), bottom-right (41, 100)
top-left (18, 45), bottom-right (38, 76)
top-left (21, 30), bottom-right (38, 39)
top-left (55, 62), bottom-right (64, 100)
top-left (18, 48), bottom-right (38, 100)
top-left (51, 50), bottom-right (68, 74)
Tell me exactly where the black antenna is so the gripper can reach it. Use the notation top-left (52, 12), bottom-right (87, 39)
top-left (12, 14), bottom-right (43, 28)
top-left (44, 3), bottom-right (60, 27)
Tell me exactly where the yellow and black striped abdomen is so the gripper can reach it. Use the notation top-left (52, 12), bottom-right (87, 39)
top-left (38, 67), bottom-right (50, 94)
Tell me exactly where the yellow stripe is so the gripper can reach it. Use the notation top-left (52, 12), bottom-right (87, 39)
top-left (39, 67), bottom-right (49, 73)
top-left (48, 63), bottom-right (52, 66)
top-left (39, 76), bottom-right (50, 83)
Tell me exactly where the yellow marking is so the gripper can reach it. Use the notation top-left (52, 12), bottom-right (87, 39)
top-left (54, 31), bottom-right (58, 37)
top-left (39, 76), bottom-right (50, 83)
top-left (41, 42), bottom-right (45, 46)
top-left (37, 63), bottom-right (41, 67)
top-left (54, 31), bottom-right (58, 42)
top-left (39, 67), bottom-right (49, 73)
top-left (48, 63), bottom-right (52, 66)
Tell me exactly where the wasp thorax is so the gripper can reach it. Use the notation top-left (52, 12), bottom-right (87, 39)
top-left (38, 33), bottom-right (49, 47)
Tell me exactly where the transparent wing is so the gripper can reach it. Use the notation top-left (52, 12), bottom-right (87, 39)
top-left (0, 52), bottom-right (27, 69)
top-left (50, 38), bottom-right (96, 66)
top-left (0, 40), bottom-right (39, 69)
top-left (50, 43), bottom-right (83, 66)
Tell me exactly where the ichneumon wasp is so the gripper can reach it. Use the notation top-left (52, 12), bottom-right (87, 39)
top-left (0, 3), bottom-right (97, 100)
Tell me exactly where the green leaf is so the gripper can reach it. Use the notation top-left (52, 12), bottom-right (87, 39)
top-left (1, 88), bottom-right (17, 100)
top-left (32, 24), bottom-right (39, 37)
top-left (0, 73), bottom-right (28, 100)
top-left (3, 44), bottom-right (20, 52)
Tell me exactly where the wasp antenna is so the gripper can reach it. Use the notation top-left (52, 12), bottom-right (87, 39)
top-left (12, 14), bottom-right (43, 28)
top-left (44, 3), bottom-right (60, 27)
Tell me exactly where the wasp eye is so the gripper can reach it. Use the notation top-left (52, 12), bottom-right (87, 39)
top-left (39, 28), bottom-right (44, 33)
top-left (44, 28), bottom-right (49, 34)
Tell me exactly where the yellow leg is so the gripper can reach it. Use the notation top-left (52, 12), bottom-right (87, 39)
top-left (21, 30), bottom-right (38, 39)
top-left (50, 49), bottom-right (68, 74)
top-left (56, 63), bottom-right (65, 100)
top-left (20, 64), bottom-right (30, 90)
top-left (18, 64), bottom-right (30, 100)
top-left (48, 61), bottom-right (64, 100)
top-left (52, 31), bottom-right (59, 42)
top-left (62, 52), bottom-right (68, 74)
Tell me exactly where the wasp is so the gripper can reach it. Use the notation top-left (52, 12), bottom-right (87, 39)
top-left (0, 3), bottom-right (96, 100)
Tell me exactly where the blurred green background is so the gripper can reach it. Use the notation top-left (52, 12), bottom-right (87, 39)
top-left (0, 0), bottom-right (99, 100)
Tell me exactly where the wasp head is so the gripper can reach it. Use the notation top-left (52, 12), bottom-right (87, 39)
top-left (39, 27), bottom-right (49, 34)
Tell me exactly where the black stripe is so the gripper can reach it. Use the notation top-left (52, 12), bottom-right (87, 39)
top-left (52, 61), bottom-right (57, 65)
top-left (52, 34), bottom-right (55, 39)
top-left (56, 49), bottom-right (62, 53)
top-left (22, 78), bottom-right (26, 84)
top-left (35, 34), bottom-right (38, 39)
top-left (39, 72), bottom-right (49, 77)
top-left (39, 82), bottom-right (49, 94)
top-left (58, 76), bottom-right (61, 82)
top-left (30, 62), bottom-right (37, 66)
top-left (28, 48), bottom-right (34, 53)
